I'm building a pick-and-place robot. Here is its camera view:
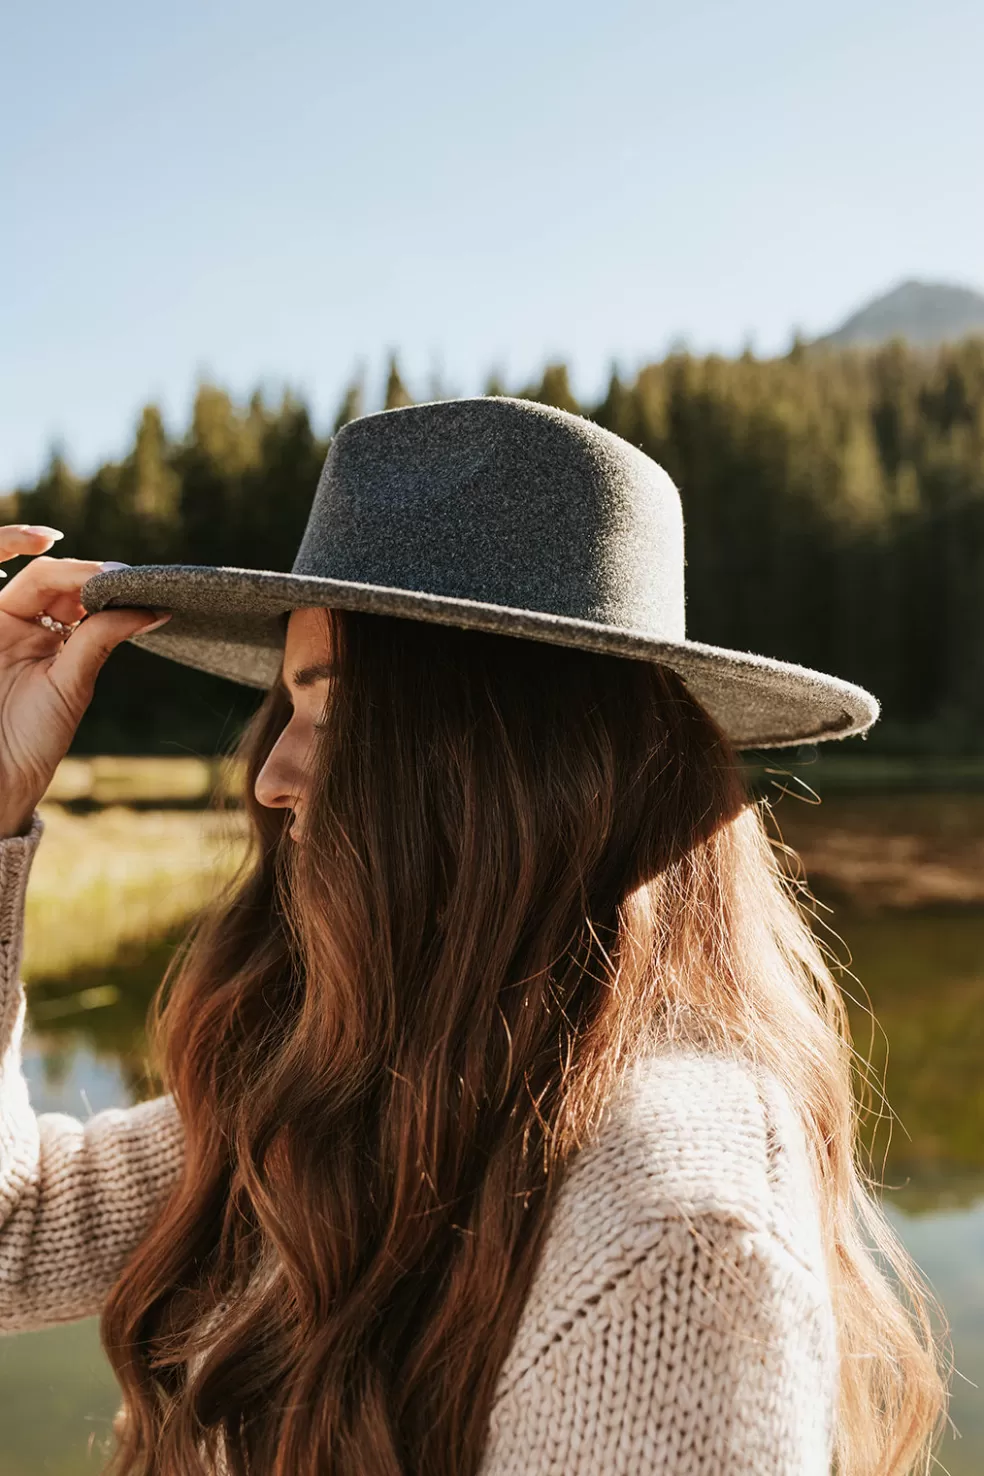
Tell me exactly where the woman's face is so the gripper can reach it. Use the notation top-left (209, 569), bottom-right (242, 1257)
top-left (253, 607), bottom-right (334, 843)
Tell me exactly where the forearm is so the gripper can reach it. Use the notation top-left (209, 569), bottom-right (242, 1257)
top-left (0, 811), bottom-right (185, 1332)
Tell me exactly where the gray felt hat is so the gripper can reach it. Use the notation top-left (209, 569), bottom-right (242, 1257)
top-left (80, 395), bottom-right (879, 750)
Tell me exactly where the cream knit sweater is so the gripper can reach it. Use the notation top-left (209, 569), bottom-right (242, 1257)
top-left (0, 811), bottom-right (838, 1473)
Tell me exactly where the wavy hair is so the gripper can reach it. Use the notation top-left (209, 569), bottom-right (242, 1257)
top-left (100, 606), bottom-right (950, 1475)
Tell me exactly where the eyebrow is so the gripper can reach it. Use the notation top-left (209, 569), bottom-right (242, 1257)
top-left (279, 661), bottom-right (335, 692)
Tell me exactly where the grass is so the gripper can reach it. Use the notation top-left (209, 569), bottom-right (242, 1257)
top-left (22, 804), bottom-right (250, 984)
top-left (43, 755), bottom-right (245, 806)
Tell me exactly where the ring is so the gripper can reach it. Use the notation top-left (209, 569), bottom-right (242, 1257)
top-left (31, 611), bottom-right (81, 638)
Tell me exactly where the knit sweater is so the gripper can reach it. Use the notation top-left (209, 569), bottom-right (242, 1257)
top-left (0, 810), bottom-right (838, 1473)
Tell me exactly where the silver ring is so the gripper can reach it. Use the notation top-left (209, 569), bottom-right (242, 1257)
top-left (31, 611), bottom-right (81, 637)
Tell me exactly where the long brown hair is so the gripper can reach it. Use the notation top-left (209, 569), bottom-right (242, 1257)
top-left (101, 607), bottom-right (950, 1475)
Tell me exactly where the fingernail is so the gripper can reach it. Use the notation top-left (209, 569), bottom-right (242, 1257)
top-left (137, 612), bottom-right (172, 633)
top-left (25, 525), bottom-right (64, 539)
top-left (99, 561), bottom-right (132, 571)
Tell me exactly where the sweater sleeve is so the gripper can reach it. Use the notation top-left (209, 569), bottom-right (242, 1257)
top-left (0, 811), bottom-right (186, 1333)
top-left (478, 1212), bottom-right (837, 1476)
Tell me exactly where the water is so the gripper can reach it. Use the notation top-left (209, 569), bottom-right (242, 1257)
top-left (0, 1049), bottom-right (131, 1476)
top-left (2, 883), bottom-right (983, 1472)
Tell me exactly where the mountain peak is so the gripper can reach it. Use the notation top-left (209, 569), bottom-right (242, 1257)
top-left (817, 278), bottom-right (984, 349)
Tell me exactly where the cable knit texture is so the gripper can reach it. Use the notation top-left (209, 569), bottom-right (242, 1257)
top-left (0, 812), bottom-right (838, 1473)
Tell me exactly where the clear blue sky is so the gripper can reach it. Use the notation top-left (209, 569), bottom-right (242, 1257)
top-left (2, 0), bottom-right (981, 489)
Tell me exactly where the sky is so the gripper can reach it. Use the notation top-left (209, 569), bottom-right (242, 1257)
top-left (2, 0), bottom-right (982, 489)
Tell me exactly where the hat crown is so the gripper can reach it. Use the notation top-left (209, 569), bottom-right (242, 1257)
top-left (291, 396), bottom-right (686, 640)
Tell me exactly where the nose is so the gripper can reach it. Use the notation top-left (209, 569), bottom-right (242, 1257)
top-left (254, 732), bottom-right (303, 815)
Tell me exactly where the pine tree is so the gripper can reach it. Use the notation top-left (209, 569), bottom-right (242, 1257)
top-left (383, 354), bottom-right (414, 410)
top-left (175, 385), bottom-right (257, 565)
top-left (241, 395), bottom-right (325, 571)
top-left (17, 446), bottom-right (86, 545)
top-left (593, 365), bottom-right (637, 441)
top-left (532, 363), bottom-right (580, 414)
top-left (332, 377), bottom-right (365, 433)
top-left (116, 406), bottom-right (181, 560)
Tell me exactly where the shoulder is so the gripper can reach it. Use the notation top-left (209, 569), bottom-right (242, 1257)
top-left (497, 1046), bottom-right (831, 1388)
top-left (485, 1049), bottom-right (838, 1466)
top-left (557, 1046), bottom-right (826, 1277)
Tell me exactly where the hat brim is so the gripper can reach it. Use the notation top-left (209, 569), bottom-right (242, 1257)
top-left (80, 565), bottom-right (879, 751)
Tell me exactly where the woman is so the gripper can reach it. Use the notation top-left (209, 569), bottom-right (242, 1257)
top-left (0, 397), bottom-right (949, 1475)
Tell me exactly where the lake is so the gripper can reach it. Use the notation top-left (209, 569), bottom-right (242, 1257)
top-left (1, 794), bottom-right (983, 1474)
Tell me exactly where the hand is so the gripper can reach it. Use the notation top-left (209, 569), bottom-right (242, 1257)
top-left (0, 526), bottom-right (170, 838)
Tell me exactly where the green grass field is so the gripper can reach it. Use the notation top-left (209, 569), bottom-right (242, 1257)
top-left (43, 754), bottom-right (245, 807)
top-left (22, 804), bottom-right (249, 984)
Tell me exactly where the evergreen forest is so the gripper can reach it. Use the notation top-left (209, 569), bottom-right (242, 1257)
top-left (4, 339), bottom-right (983, 757)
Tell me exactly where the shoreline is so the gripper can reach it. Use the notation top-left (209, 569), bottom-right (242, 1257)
top-left (767, 790), bottom-right (984, 914)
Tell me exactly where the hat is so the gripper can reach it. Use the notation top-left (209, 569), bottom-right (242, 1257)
top-left (80, 395), bottom-right (879, 750)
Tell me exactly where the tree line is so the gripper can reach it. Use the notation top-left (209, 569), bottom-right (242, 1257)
top-left (3, 339), bottom-right (983, 756)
